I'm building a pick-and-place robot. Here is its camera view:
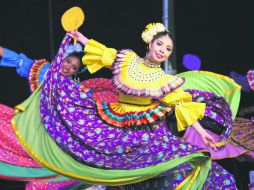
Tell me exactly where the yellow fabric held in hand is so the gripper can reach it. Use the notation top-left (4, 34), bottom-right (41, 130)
top-left (160, 89), bottom-right (206, 131)
top-left (82, 39), bottom-right (117, 73)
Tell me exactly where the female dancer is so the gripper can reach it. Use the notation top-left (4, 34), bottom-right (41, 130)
top-left (0, 44), bottom-right (87, 189)
top-left (11, 23), bottom-right (237, 189)
top-left (0, 43), bottom-right (85, 92)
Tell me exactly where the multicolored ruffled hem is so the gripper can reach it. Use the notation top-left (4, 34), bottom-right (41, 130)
top-left (96, 101), bottom-right (172, 128)
top-left (28, 59), bottom-right (50, 92)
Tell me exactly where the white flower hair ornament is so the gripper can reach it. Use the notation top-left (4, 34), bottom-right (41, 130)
top-left (64, 43), bottom-right (84, 58)
top-left (141, 23), bottom-right (168, 44)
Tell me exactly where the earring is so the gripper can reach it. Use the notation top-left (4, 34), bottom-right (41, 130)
top-left (168, 62), bottom-right (173, 71)
top-left (73, 74), bottom-right (80, 83)
top-left (145, 51), bottom-right (151, 61)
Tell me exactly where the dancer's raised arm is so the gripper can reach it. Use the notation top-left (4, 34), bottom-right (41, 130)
top-left (68, 30), bottom-right (117, 73)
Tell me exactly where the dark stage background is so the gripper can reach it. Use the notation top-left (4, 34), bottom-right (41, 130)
top-left (0, 0), bottom-right (254, 189)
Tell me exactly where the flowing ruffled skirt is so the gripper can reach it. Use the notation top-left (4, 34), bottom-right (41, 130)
top-left (0, 103), bottom-right (82, 189)
top-left (11, 79), bottom-right (237, 189)
top-left (11, 35), bottom-right (239, 189)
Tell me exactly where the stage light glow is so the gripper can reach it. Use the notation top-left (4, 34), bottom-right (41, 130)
top-left (183, 53), bottom-right (201, 70)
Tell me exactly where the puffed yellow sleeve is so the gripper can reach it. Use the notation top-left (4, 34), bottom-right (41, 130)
top-left (160, 88), bottom-right (206, 131)
top-left (82, 39), bottom-right (117, 74)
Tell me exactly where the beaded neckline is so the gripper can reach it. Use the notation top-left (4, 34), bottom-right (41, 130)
top-left (112, 49), bottom-right (185, 98)
top-left (142, 58), bottom-right (161, 68)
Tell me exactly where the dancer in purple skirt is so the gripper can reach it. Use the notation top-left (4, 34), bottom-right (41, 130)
top-left (12, 23), bottom-right (238, 189)
top-left (0, 44), bottom-right (89, 189)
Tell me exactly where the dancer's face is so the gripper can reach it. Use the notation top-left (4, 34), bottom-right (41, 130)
top-left (60, 55), bottom-right (81, 77)
top-left (148, 35), bottom-right (173, 63)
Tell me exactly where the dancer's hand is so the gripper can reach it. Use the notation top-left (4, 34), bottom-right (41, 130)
top-left (67, 31), bottom-right (88, 46)
top-left (200, 130), bottom-right (217, 152)
top-left (192, 121), bottom-right (217, 152)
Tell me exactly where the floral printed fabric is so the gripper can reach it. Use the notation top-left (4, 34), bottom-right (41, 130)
top-left (40, 36), bottom-right (204, 169)
top-left (81, 78), bottom-right (118, 103)
top-left (107, 161), bottom-right (236, 190)
top-left (186, 89), bottom-right (233, 150)
top-left (230, 117), bottom-right (254, 151)
top-left (84, 79), bottom-right (233, 150)
top-left (39, 35), bottom-right (237, 189)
